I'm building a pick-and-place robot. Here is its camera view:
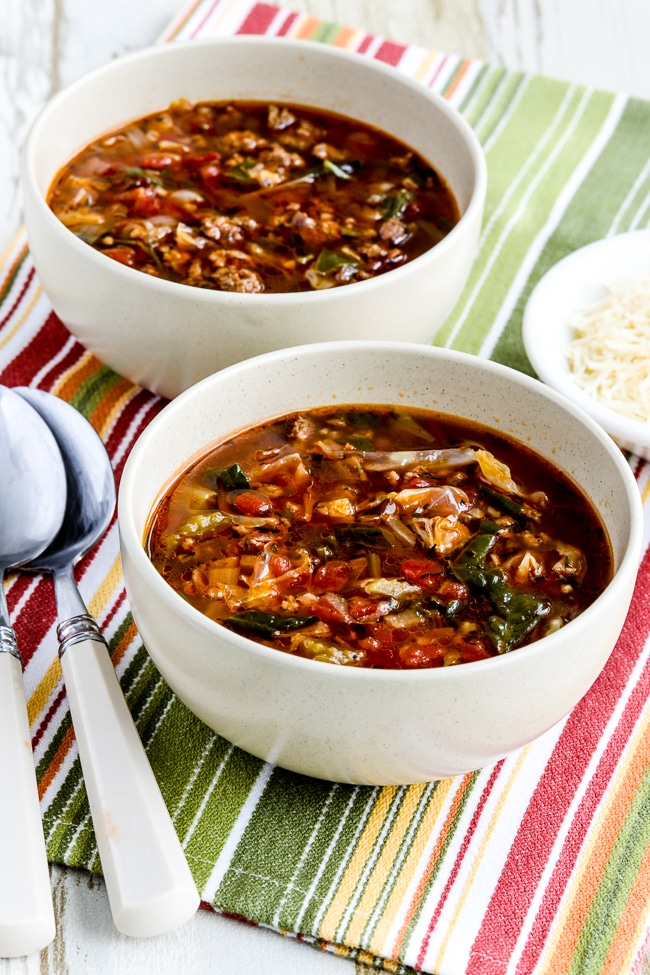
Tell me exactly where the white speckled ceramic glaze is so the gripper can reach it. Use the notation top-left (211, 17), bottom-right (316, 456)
top-left (21, 37), bottom-right (486, 401)
top-left (118, 342), bottom-right (643, 784)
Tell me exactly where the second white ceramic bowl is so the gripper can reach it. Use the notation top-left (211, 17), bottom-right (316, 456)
top-left (22, 37), bottom-right (486, 400)
top-left (118, 342), bottom-right (643, 784)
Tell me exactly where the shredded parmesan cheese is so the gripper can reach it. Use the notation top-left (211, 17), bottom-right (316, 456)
top-left (566, 276), bottom-right (650, 423)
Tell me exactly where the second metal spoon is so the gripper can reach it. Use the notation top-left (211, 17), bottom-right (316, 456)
top-left (16, 388), bottom-right (199, 939)
top-left (0, 385), bottom-right (65, 958)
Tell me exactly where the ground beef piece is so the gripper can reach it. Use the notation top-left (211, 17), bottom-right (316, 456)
top-left (212, 266), bottom-right (265, 293)
top-left (219, 129), bottom-right (268, 152)
top-left (267, 105), bottom-right (297, 130)
top-left (201, 215), bottom-right (245, 244)
top-left (379, 217), bottom-right (409, 245)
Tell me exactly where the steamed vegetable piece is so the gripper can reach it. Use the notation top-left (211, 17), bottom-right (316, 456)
top-left (47, 99), bottom-right (460, 294)
top-left (146, 406), bottom-right (612, 669)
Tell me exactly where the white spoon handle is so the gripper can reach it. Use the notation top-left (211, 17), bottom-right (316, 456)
top-left (0, 649), bottom-right (55, 957)
top-left (60, 631), bottom-right (199, 938)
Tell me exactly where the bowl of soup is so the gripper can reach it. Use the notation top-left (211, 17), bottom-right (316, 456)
top-left (117, 342), bottom-right (643, 784)
top-left (21, 36), bottom-right (486, 400)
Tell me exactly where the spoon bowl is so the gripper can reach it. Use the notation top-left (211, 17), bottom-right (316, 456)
top-left (16, 388), bottom-right (199, 939)
top-left (0, 385), bottom-right (66, 958)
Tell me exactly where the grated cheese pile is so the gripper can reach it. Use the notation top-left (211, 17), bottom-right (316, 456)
top-left (566, 275), bottom-right (650, 423)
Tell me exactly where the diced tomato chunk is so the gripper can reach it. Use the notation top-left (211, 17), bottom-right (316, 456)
top-left (184, 151), bottom-right (221, 170)
top-left (400, 558), bottom-right (444, 590)
top-left (102, 246), bottom-right (137, 267)
top-left (310, 594), bottom-right (352, 625)
top-left (231, 490), bottom-right (273, 517)
top-left (269, 555), bottom-right (293, 577)
top-left (437, 579), bottom-right (469, 602)
top-left (139, 153), bottom-right (176, 170)
top-left (398, 644), bottom-right (444, 668)
top-left (117, 186), bottom-right (165, 218)
top-left (312, 560), bottom-right (353, 593)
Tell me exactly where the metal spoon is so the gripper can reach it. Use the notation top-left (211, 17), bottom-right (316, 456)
top-left (16, 388), bottom-right (199, 939)
top-left (0, 385), bottom-right (66, 958)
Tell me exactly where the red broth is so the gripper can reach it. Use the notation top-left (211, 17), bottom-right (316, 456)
top-left (145, 406), bottom-right (612, 669)
top-left (47, 100), bottom-right (460, 293)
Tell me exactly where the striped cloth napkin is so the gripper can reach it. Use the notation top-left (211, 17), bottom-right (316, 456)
top-left (3, 1), bottom-right (650, 972)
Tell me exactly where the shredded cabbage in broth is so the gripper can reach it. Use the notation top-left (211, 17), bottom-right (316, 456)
top-left (146, 406), bottom-right (612, 669)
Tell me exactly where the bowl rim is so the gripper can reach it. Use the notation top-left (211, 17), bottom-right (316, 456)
top-left (118, 340), bottom-right (645, 683)
top-left (21, 35), bottom-right (487, 305)
top-left (522, 230), bottom-right (650, 451)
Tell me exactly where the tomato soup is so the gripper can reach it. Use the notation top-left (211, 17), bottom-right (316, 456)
top-left (145, 406), bottom-right (612, 669)
top-left (47, 100), bottom-right (460, 294)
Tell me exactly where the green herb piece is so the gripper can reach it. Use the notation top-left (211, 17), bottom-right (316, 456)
top-left (479, 519), bottom-right (506, 534)
top-left (484, 582), bottom-right (549, 653)
top-left (337, 524), bottom-right (393, 550)
top-left (428, 596), bottom-right (465, 619)
top-left (480, 485), bottom-right (524, 517)
top-left (347, 436), bottom-right (375, 450)
top-left (225, 160), bottom-right (257, 182)
top-left (123, 166), bottom-right (164, 185)
top-left (169, 511), bottom-right (231, 548)
top-left (451, 532), bottom-right (498, 588)
top-left (75, 227), bottom-right (108, 245)
top-left (340, 410), bottom-right (381, 430)
top-left (381, 189), bottom-right (411, 219)
top-left (451, 532), bottom-right (548, 652)
top-left (322, 159), bottom-right (353, 180)
top-left (224, 610), bottom-right (318, 639)
top-left (206, 464), bottom-right (250, 491)
top-left (315, 248), bottom-right (359, 275)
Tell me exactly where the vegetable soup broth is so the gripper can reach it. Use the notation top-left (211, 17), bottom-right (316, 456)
top-left (47, 100), bottom-right (459, 293)
top-left (146, 407), bottom-right (612, 669)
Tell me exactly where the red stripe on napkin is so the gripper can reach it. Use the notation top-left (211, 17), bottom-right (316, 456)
top-left (238, 2), bottom-right (280, 34)
top-left (0, 312), bottom-right (71, 386)
top-left (469, 543), bottom-right (650, 970)
top-left (374, 40), bottom-right (407, 66)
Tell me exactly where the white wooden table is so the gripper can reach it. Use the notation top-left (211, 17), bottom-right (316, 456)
top-left (2, 1), bottom-right (650, 972)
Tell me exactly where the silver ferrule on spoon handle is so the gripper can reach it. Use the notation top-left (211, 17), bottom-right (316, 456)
top-left (57, 614), bottom-right (106, 657)
top-left (0, 589), bottom-right (22, 662)
top-left (0, 624), bottom-right (22, 661)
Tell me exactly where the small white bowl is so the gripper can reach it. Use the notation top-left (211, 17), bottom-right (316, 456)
top-left (118, 341), bottom-right (643, 785)
top-left (21, 37), bottom-right (486, 400)
top-left (523, 230), bottom-right (650, 460)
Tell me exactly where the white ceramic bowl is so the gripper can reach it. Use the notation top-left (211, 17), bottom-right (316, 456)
top-left (21, 37), bottom-right (486, 401)
top-left (523, 230), bottom-right (650, 460)
top-left (118, 342), bottom-right (643, 785)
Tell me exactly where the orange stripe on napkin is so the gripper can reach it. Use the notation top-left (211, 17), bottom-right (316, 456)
top-left (319, 786), bottom-right (400, 941)
top-left (331, 26), bottom-right (357, 49)
top-left (28, 655), bottom-right (62, 727)
top-left (88, 376), bottom-right (138, 440)
top-left (0, 239), bottom-right (29, 305)
top-left (602, 841), bottom-right (650, 975)
top-left (345, 784), bottom-right (429, 946)
top-left (0, 282), bottom-right (42, 351)
top-left (52, 352), bottom-right (103, 402)
top-left (109, 617), bottom-right (140, 669)
top-left (391, 774), bottom-right (475, 954)
top-left (538, 709), bottom-right (650, 974)
top-left (38, 724), bottom-right (75, 801)
top-left (292, 15), bottom-right (321, 39)
top-left (443, 58), bottom-right (473, 100)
